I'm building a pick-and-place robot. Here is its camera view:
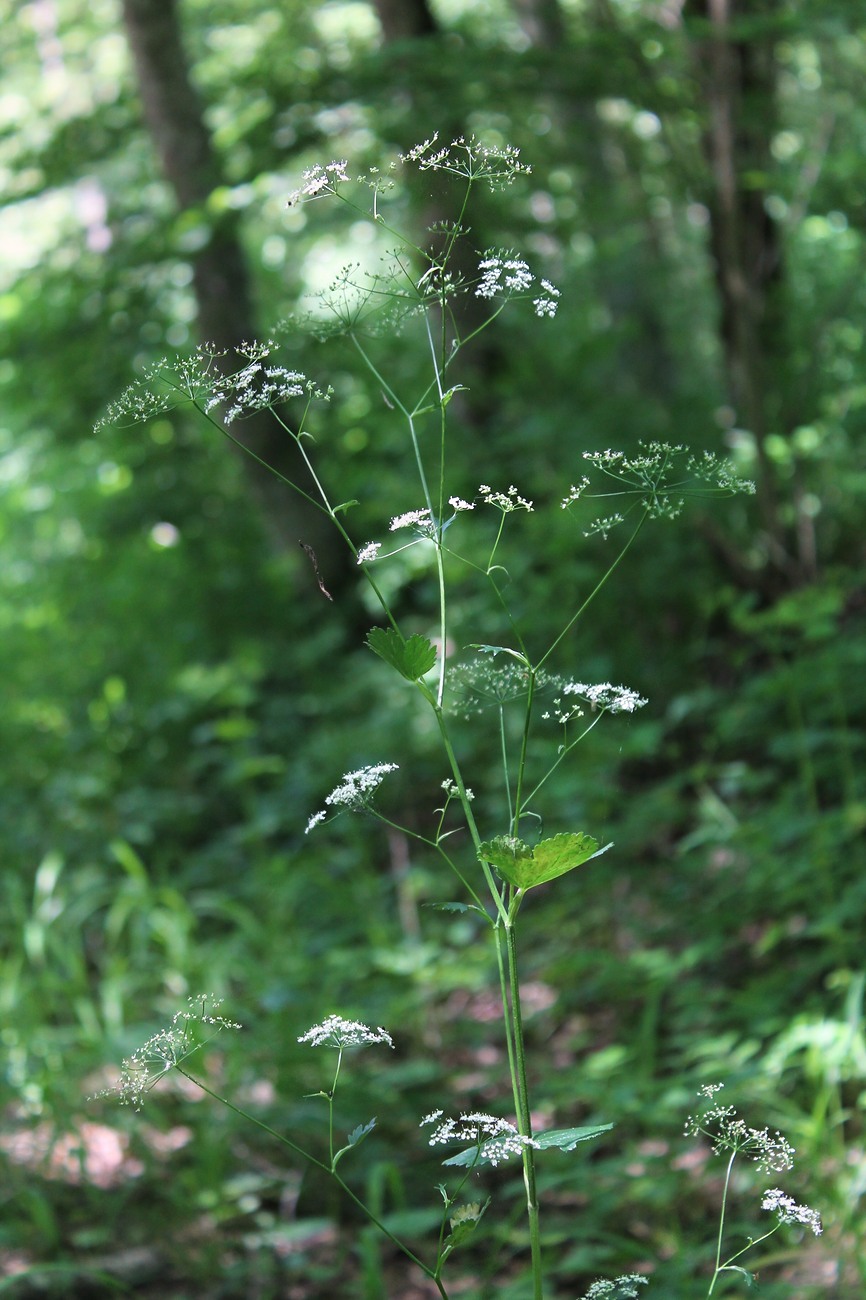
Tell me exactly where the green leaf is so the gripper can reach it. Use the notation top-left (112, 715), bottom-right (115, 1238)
top-left (365, 628), bottom-right (437, 680)
top-left (533, 1124), bottom-right (613, 1151)
top-left (468, 643), bottom-right (529, 664)
top-left (440, 384), bottom-right (467, 408)
top-left (478, 835), bottom-right (535, 873)
top-left (479, 832), bottom-right (611, 890)
top-left (347, 1118), bottom-right (376, 1148)
top-left (442, 1146), bottom-right (485, 1168)
top-left (333, 500), bottom-right (359, 516)
top-left (441, 1199), bottom-right (488, 1257)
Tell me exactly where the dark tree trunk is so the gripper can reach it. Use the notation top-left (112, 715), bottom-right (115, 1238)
top-left (120, 0), bottom-right (348, 601)
top-left (688, 0), bottom-right (814, 587)
top-left (370, 0), bottom-right (438, 41)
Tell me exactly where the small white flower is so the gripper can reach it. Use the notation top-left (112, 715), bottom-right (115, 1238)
top-left (580, 1279), bottom-right (648, 1300)
top-left (298, 1015), bottom-right (394, 1049)
top-left (421, 1110), bottom-right (539, 1167)
top-left (562, 682), bottom-right (647, 714)
top-left (762, 1188), bottom-right (823, 1236)
top-left (533, 280), bottom-right (561, 318)
top-left (561, 477), bottom-right (591, 508)
top-left (324, 763), bottom-right (399, 809)
top-left (287, 160), bottom-right (350, 206)
top-left (357, 541), bottom-right (382, 565)
top-left (684, 1085), bottom-right (796, 1175)
top-left (478, 484), bottom-right (533, 512)
top-left (389, 507), bottom-right (434, 533)
top-left (305, 811), bottom-right (327, 834)
top-left (448, 496), bottom-right (475, 512)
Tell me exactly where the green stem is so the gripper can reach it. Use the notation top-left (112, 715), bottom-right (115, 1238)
top-left (328, 1048), bottom-right (344, 1166)
top-left (512, 672), bottom-right (536, 837)
top-left (505, 917), bottom-right (543, 1299)
top-left (537, 511), bottom-right (647, 670)
top-left (707, 1150), bottom-right (737, 1297)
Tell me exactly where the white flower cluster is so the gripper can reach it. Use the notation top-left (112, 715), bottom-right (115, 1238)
top-left (684, 1083), bottom-right (795, 1175)
top-left (533, 280), bottom-right (561, 317)
top-left (560, 476), bottom-right (591, 507)
top-left (298, 1014), bottom-right (394, 1050)
top-left (400, 133), bottom-right (531, 188)
top-left (579, 1277), bottom-right (648, 1300)
top-left (421, 1109), bottom-right (539, 1167)
top-left (583, 513), bottom-right (627, 540)
top-left (287, 160), bottom-right (350, 206)
top-left (562, 682), bottom-right (648, 714)
top-left (356, 506), bottom-right (448, 568)
top-left (96, 344), bottom-right (329, 433)
top-left (108, 995), bottom-right (241, 1111)
top-left (476, 255), bottom-right (533, 297)
top-left (474, 254), bottom-right (560, 317)
top-left (479, 483), bottom-right (534, 512)
top-left (216, 345), bottom-right (309, 424)
top-left (389, 507), bottom-right (436, 534)
top-left (762, 1188), bottom-right (823, 1236)
top-left (356, 541), bottom-right (382, 565)
top-left (448, 495), bottom-right (475, 512)
top-left (305, 763), bottom-right (399, 833)
top-left (441, 777), bottom-right (475, 800)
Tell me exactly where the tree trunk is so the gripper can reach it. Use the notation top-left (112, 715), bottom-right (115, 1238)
top-left (689, 0), bottom-right (811, 587)
top-left (120, 0), bottom-right (347, 601)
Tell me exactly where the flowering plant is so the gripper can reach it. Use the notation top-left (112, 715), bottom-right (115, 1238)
top-left (93, 134), bottom-right (822, 1298)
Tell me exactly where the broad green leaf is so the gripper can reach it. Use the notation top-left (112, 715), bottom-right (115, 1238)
top-left (534, 1124), bottom-right (613, 1151)
top-left (478, 835), bottom-right (534, 874)
top-left (365, 628), bottom-right (437, 680)
top-left (479, 832), bottom-right (611, 890)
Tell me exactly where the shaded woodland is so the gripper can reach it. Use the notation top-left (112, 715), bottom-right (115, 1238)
top-left (1, 0), bottom-right (865, 1295)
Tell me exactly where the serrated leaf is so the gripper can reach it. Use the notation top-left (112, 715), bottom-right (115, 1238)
top-left (480, 832), bottom-right (611, 890)
top-left (478, 836), bottom-right (534, 872)
top-left (366, 628), bottom-right (437, 680)
top-left (533, 1124), bottom-right (613, 1151)
top-left (347, 1119), bottom-right (376, 1148)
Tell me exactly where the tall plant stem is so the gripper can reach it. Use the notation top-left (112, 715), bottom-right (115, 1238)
top-left (708, 1150), bottom-right (736, 1297)
top-left (505, 917), bottom-right (543, 1299)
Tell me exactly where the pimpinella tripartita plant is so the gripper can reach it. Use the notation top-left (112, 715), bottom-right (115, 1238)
top-left (95, 132), bottom-right (823, 1296)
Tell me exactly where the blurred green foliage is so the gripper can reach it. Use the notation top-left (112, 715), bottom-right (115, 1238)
top-left (1, 0), bottom-right (865, 1295)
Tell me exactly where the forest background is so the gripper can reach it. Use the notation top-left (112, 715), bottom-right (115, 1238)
top-left (1, 0), bottom-right (865, 1296)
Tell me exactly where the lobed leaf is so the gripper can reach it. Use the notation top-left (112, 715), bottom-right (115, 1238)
top-left (366, 627), bottom-right (437, 680)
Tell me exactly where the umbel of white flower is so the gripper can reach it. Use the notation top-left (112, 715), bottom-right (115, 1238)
top-left (421, 1109), bottom-right (539, 1167)
top-left (298, 1015), bottom-right (394, 1050)
top-left (305, 763), bottom-right (399, 834)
